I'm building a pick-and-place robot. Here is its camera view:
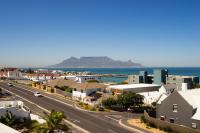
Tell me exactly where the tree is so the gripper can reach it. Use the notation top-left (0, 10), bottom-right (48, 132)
top-left (117, 92), bottom-right (144, 109)
top-left (0, 110), bottom-right (17, 126)
top-left (102, 97), bottom-right (117, 108)
top-left (32, 110), bottom-right (69, 133)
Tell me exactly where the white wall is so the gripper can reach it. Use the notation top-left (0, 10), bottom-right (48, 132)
top-left (0, 107), bottom-right (30, 120)
top-left (0, 101), bottom-right (30, 120)
top-left (72, 88), bottom-right (101, 101)
top-left (72, 91), bottom-right (87, 101)
top-left (7, 70), bottom-right (23, 80)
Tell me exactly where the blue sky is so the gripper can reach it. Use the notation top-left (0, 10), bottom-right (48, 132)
top-left (0, 0), bottom-right (200, 67)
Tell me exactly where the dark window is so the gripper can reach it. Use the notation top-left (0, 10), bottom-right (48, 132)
top-left (81, 89), bottom-right (83, 93)
top-left (160, 116), bottom-right (165, 121)
top-left (170, 118), bottom-right (175, 123)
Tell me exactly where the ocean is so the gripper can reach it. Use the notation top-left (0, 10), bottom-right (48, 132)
top-left (40, 67), bottom-right (200, 83)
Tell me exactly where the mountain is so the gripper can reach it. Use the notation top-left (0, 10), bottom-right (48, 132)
top-left (48, 56), bottom-right (142, 68)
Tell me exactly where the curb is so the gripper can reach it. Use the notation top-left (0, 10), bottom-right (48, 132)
top-left (0, 87), bottom-right (90, 133)
top-left (119, 119), bottom-right (145, 133)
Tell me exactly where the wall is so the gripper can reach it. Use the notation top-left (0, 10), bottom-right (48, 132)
top-left (157, 91), bottom-right (200, 129)
top-left (72, 91), bottom-right (86, 101)
top-left (144, 111), bottom-right (200, 133)
top-left (0, 107), bottom-right (30, 120)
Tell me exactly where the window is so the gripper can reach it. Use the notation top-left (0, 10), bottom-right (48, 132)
top-left (192, 123), bottom-right (197, 129)
top-left (81, 89), bottom-right (83, 93)
top-left (160, 116), bottom-right (165, 121)
top-left (170, 118), bottom-right (175, 123)
top-left (173, 104), bottom-right (178, 112)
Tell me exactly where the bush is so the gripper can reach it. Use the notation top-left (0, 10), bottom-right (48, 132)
top-left (98, 107), bottom-right (105, 111)
top-left (147, 122), bottom-right (157, 128)
top-left (56, 86), bottom-right (72, 93)
top-left (117, 92), bottom-right (144, 109)
top-left (79, 102), bottom-right (84, 106)
top-left (102, 97), bottom-right (117, 108)
top-left (163, 126), bottom-right (173, 132)
top-left (90, 107), bottom-right (96, 111)
top-left (140, 115), bottom-right (147, 123)
top-left (84, 104), bottom-right (89, 110)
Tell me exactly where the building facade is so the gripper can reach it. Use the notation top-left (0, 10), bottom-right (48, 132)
top-left (128, 71), bottom-right (153, 84)
top-left (157, 89), bottom-right (200, 130)
top-left (166, 76), bottom-right (199, 90)
top-left (153, 69), bottom-right (168, 85)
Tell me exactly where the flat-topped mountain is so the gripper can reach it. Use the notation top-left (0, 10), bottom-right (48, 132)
top-left (48, 56), bottom-right (142, 68)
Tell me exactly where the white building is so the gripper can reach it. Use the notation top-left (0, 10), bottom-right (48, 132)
top-left (107, 83), bottom-right (176, 105)
top-left (0, 101), bottom-right (30, 121)
top-left (7, 70), bottom-right (23, 79)
top-left (61, 75), bottom-right (101, 83)
top-left (72, 83), bottom-right (105, 101)
top-left (24, 74), bottom-right (55, 82)
top-left (107, 84), bottom-right (161, 94)
top-left (0, 69), bottom-right (23, 80)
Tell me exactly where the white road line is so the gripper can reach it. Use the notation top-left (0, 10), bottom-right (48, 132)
top-left (13, 84), bottom-right (73, 107)
top-left (105, 115), bottom-right (119, 122)
top-left (119, 119), bottom-right (145, 133)
top-left (1, 87), bottom-right (90, 133)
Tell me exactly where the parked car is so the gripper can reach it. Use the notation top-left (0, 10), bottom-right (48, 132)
top-left (7, 83), bottom-right (13, 86)
top-left (34, 92), bottom-right (42, 97)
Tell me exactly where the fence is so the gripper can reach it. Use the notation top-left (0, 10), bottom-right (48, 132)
top-left (144, 111), bottom-right (200, 133)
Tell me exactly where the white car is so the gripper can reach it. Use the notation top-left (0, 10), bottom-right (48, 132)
top-left (34, 92), bottom-right (42, 97)
top-left (7, 83), bottom-right (13, 86)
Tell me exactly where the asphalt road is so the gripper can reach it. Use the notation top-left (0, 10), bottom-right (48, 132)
top-left (0, 82), bottom-right (136, 133)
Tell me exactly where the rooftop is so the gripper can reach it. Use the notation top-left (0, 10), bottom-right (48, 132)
top-left (168, 75), bottom-right (199, 78)
top-left (178, 89), bottom-right (200, 120)
top-left (46, 78), bottom-right (77, 87)
top-left (72, 82), bottom-right (106, 91)
top-left (108, 84), bottom-right (160, 90)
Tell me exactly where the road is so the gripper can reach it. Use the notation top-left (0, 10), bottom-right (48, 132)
top-left (0, 82), bottom-right (138, 133)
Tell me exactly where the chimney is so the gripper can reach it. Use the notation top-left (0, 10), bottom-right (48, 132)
top-left (182, 83), bottom-right (188, 91)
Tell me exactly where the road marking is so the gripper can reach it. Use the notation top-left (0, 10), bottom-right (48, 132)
top-left (105, 115), bottom-right (119, 122)
top-left (119, 119), bottom-right (145, 133)
top-left (72, 120), bottom-right (81, 123)
top-left (12, 84), bottom-right (73, 107)
top-left (1, 87), bottom-right (90, 133)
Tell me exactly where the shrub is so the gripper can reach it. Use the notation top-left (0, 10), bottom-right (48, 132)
top-left (102, 97), bottom-right (117, 108)
top-left (148, 122), bottom-right (157, 128)
top-left (140, 115), bottom-right (147, 123)
top-left (98, 107), bottom-right (105, 111)
top-left (90, 107), bottom-right (96, 111)
top-left (84, 104), bottom-right (89, 110)
top-left (163, 126), bottom-right (173, 132)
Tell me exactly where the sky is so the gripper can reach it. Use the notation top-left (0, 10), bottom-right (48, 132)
top-left (0, 0), bottom-right (200, 67)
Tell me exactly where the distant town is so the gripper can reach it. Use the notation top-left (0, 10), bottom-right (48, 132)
top-left (0, 67), bottom-right (200, 133)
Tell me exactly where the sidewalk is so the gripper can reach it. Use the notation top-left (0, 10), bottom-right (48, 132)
top-left (119, 118), bottom-right (151, 133)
